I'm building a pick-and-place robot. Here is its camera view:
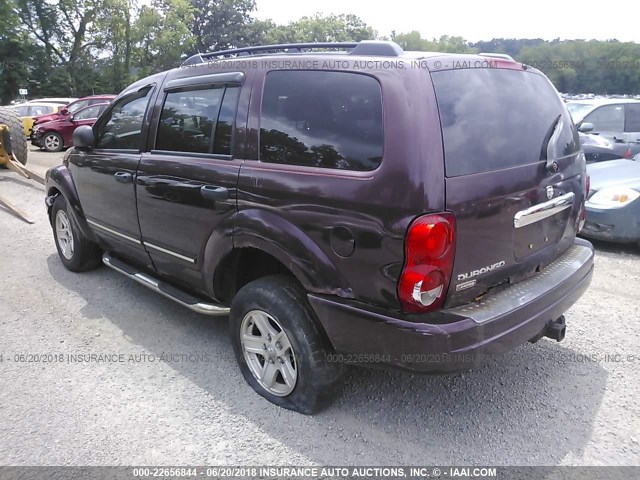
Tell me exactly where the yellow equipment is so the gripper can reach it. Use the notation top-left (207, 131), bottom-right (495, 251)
top-left (0, 123), bottom-right (45, 223)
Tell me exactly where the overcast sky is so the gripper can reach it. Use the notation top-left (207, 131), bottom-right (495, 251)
top-left (254, 0), bottom-right (640, 43)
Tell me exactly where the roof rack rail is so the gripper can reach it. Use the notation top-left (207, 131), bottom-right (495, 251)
top-left (479, 52), bottom-right (515, 61)
top-left (181, 40), bottom-right (404, 66)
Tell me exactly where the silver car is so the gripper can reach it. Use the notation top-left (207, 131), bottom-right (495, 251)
top-left (567, 99), bottom-right (640, 159)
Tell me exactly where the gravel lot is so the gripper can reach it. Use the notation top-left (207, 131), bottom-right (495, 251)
top-left (1, 148), bottom-right (639, 466)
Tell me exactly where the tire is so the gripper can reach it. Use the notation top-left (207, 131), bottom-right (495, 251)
top-left (51, 195), bottom-right (102, 272)
top-left (42, 132), bottom-right (64, 152)
top-left (0, 106), bottom-right (28, 166)
top-left (229, 275), bottom-right (344, 414)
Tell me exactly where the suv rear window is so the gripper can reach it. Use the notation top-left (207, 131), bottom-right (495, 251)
top-left (432, 69), bottom-right (579, 177)
top-left (260, 70), bottom-right (383, 171)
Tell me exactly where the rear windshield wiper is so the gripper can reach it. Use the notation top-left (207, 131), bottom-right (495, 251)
top-left (540, 114), bottom-right (562, 172)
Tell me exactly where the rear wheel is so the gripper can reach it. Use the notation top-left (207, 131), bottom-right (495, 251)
top-left (229, 275), bottom-right (344, 414)
top-left (52, 196), bottom-right (102, 272)
top-left (0, 107), bottom-right (28, 165)
top-left (42, 132), bottom-right (64, 152)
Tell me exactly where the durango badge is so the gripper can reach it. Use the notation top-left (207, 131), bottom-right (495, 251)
top-left (457, 261), bottom-right (506, 281)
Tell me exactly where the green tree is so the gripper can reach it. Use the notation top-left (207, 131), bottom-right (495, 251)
top-left (392, 31), bottom-right (474, 53)
top-left (189, 0), bottom-right (256, 52)
top-left (16, 0), bottom-right (99, 94)
top-left (261, 14), bottom-right (375, 44)
top-left (94, 0), bottom-right (136, 93)
top-left (133, 0), bottom-right (195, 76)
top-left (0, 0), bottom-right (31, 103)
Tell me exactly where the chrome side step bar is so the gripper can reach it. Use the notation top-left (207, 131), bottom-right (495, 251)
top-left (102, 254), bottom-right (230, 316)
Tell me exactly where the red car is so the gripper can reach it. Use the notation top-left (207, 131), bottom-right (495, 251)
top-left (33, 94), bottom-right (115, 127)
top-left (31, 103), bottom-right (110, 152)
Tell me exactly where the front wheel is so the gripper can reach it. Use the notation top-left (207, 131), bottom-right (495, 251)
top-left (229, 275), bottom-right (344, 414)
top-left (42, 132), bottom-right (64, 152)
top-left (52, 196), bottom-right (102, 272)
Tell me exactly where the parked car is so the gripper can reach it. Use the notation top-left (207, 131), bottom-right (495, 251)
top-left (31, 103), bottom-right (110, 152)
top-left (45, 41), bottom-right (594, 414)
top-left (580, 159), bottom-right (640, 246)
top-left (567, 99), bottom-right (640, 158)
top-left (10, 102), bottom-right (62, 137)
top-left (28, 97), bottom-right (78, 105)
top-left (33, 95), bottom-right (116, 127)
top-left (579, 131), bottom-right (622, 163)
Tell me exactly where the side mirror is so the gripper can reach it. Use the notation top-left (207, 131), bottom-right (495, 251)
top-left (579, 122), bottom-right (594, 133)
top-left (73, 125), bottom-right (95, 149)
top-left (59, 108), bottom-right (70, 116)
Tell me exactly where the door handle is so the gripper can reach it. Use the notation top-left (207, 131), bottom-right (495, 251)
top-left (114, 172), bottom-right (133, 184)
top-left (200, 185), bottom-right (229, 201)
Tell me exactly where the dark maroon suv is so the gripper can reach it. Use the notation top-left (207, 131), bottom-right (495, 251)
top-left (44, 41), bottom-right (594, 414)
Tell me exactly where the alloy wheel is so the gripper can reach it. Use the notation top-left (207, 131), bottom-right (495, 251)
top-left (240, 309), bottom-right (298, 396)
top-left (45, 134), bottom-right (61, 151)
top-left (55, 210), bottom-right (74, 260)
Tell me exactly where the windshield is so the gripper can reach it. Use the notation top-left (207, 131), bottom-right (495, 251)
top-left (68, 100), bottom-right (90, 113)
top-left (566, 102), bottom-right (596, 122)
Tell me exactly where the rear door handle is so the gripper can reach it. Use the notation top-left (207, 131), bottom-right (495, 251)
top-left (514, 192), bottom-right (575, 228)
top-left (200, 185), bottom-right (229, 201)
top-left (114, 172), bottom-right (133, 184)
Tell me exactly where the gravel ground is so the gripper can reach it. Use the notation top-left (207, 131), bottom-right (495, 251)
top-left (0, 148), bottom-right (639, 467)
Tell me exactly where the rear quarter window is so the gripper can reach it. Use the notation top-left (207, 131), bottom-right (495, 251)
top-left (260, 70), bottom-right (383, 171)
top-left (432, 68), bottom-right (579, 177)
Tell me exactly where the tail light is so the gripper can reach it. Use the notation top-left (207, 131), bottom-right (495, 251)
top-left (398, 213), bottom-right (456, 313)
top-left (623, 147), bottom-right (633, 159)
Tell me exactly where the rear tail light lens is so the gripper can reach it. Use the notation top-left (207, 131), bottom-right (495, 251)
top-left (398, 213), bottom-right (456, 313)
top-left (624, 147), bottom-right (633, 159)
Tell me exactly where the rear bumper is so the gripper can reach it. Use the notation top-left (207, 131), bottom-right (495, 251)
top-left (309, 238), bottom-right (594, 372)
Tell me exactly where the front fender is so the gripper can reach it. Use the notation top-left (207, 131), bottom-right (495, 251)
top-left (45, 165), bottom-right (96, 242)
top-left (231, 209), bottom-right (352, 298)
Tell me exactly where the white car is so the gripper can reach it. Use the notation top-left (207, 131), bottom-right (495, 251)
top-left (27, 97), bottom-right (78, 106)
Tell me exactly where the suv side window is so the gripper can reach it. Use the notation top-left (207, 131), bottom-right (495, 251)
top-left (155, 86), bottom-right (240, 155)
top-left (213, 87), bottom-right (239, 155)
top-left (260, 70), bottom-right (383, 171)
top-left (625, 104), bottom-right (640, 132)
top-left (584, 105), bottom-right (624, 132)
top-left (95, 87), bottom-right (152, 150)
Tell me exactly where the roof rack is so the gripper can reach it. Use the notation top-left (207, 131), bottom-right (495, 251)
top-left (479, 52), bottom-right (515, 61)
top-left (181, 40), bottom-right (404, 66)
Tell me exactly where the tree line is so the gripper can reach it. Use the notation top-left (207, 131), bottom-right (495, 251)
top-left (1, 0), bottom-right (639, 104)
